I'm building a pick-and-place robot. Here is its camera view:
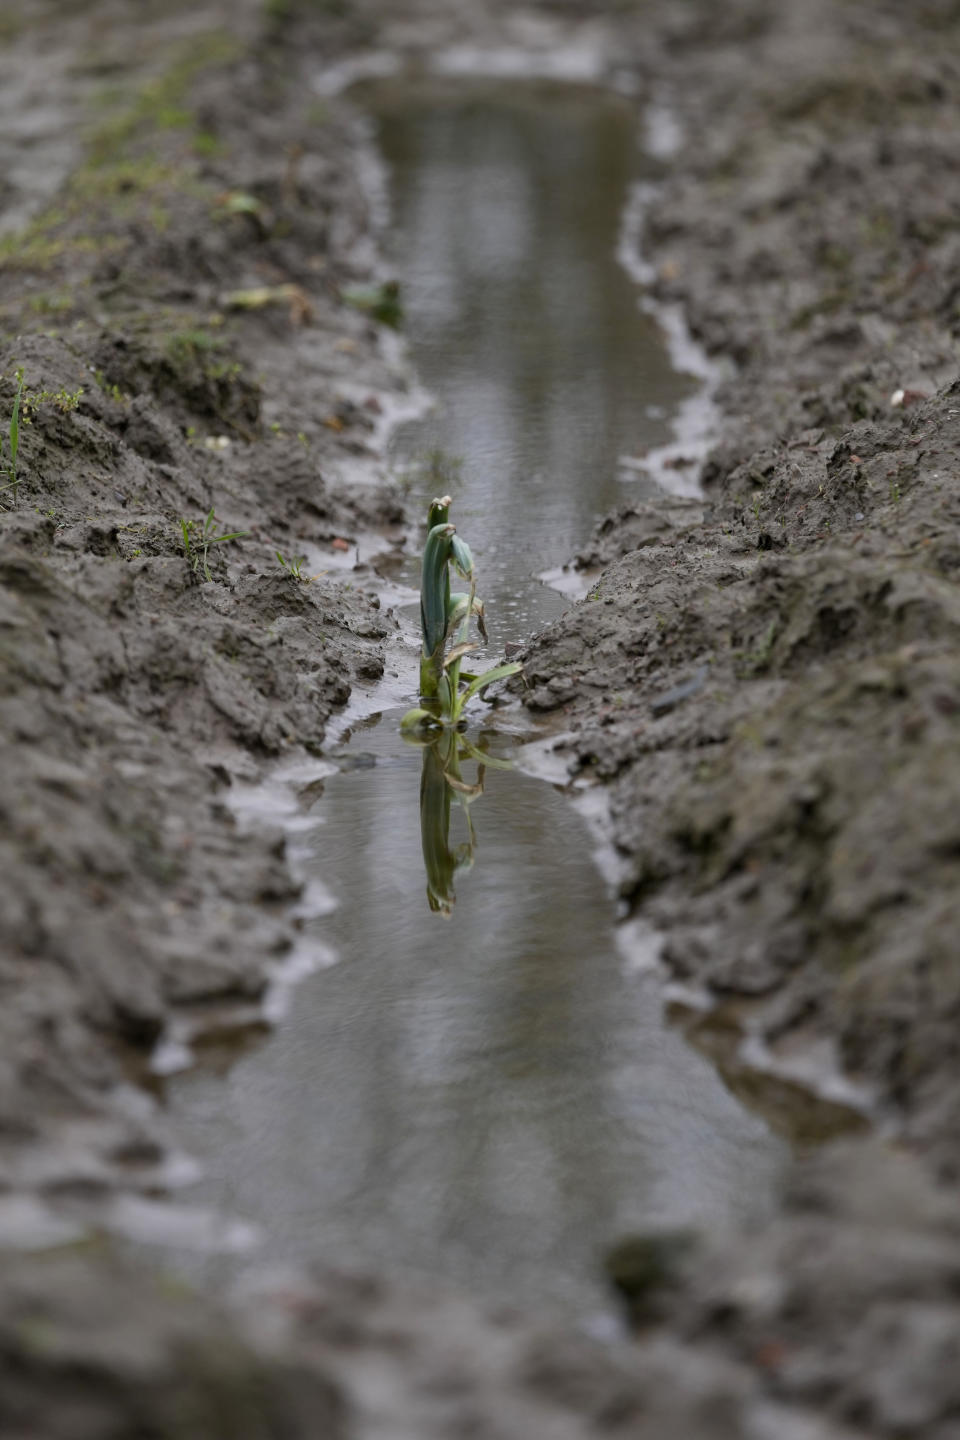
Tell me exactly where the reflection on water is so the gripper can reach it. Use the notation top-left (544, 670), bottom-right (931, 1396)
top-left (167, 79), bottom-right (786, 1317)
top-left (414, 729), bottom-right (509, 916)
top-left (418, 729), bottom-right (478, 916)
top-left (170, 716), bottom-right (784, 1313)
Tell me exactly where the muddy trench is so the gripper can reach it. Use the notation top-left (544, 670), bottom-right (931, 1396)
top-left (2, 2), bottom-right (960, 1438)
top-left (165, 73), bottom-right (786, 1321)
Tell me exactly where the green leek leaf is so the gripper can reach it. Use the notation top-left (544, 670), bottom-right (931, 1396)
top-left (459, 662), bottom-right (522, 707)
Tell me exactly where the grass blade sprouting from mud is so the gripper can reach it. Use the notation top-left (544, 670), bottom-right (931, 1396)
top-left (0, 370), bottom-right (24, 507)
top-left (180, 506), bottom-right (248, 581)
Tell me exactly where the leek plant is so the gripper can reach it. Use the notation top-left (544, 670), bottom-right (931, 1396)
top-left (401, 496), bottom-right (521, 731)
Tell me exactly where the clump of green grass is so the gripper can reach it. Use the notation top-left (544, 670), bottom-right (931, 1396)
top-left (0, 370), bottom-right (84, 508)
top-left (401, 496), bottom-right (521, 731)
top-left (20, 380), bottom-right (83, 419)
top-left (86, 31), bottom-right (240, 165)
top-left (0, 371), bottom-right (24, 507)
top-left (276, 550), bottom-right (307, 580)
top-left (180, 508), bottom-right (247, 580)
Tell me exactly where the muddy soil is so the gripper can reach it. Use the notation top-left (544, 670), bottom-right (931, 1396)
top-left (521, 0), bottom-right (960, 1162)
top-left (0, 0), bottom-right (407, 1199)
top-left (2, 0), bottom-right (960, 1435)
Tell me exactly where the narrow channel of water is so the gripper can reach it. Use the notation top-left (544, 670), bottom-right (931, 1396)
top-left (375, 77), bottom-right (698, 637)
top-left (167, 78), bottom-right (786, 1318)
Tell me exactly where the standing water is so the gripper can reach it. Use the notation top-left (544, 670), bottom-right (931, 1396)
top-left (377, 77), bottom-right (699, 637)
top-left (168, 79), bottom-right (785, 1317)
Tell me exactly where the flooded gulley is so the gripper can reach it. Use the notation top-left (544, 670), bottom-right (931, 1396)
top-left (167, 78), bottom-right (788, 1318)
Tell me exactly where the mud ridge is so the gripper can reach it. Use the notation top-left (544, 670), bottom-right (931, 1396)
top-left (511, 0), bottom-right (960, 1433)
top-left (519, 0), bottom-right (960, 1169)
top-left (0, 0), bottom-right (414, 1251)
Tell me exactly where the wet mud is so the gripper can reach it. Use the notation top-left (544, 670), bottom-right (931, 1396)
top-left (2, 0), bottom-right (960, 1435)
top-left (0, 0), bottom-right (410, 1223)
top-left (520, 0), bottom-right (960, 1166)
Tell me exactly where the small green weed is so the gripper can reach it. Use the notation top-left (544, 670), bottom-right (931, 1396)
top-left (180, 507), bottom-right (247, 581)
top-left (28, 290), bottom-right (74, 316)
top-left (276, 551), bottom-right (307, 581)
top-left (0, 370), bottom-right (82, 508)
top-left (341, 280), bottom-right (402, 328)
top-left (745, 619), bottom-right (779, 673)
top-left (20, 380), bottom-right (83, 420)
top-left (0, 371), bottom-right (24, 507)
top-left (166, 328), bottom-right (221, 365)
top-left (192, 130), bottom-right (222, 157)
top-left (93, 371), bottom-right (129, 405)
top-left (86, 31), bottom-right (240, 165)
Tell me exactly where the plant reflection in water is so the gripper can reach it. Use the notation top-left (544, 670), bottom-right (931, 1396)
top-left (408, 727), bottom-right (513, 915)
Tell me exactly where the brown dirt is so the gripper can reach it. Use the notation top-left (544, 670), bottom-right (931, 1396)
top-left (3, 0), bottom-right (960, 1435)
top-left (0, 0), bottom-right (408, 1197)
top-left (519, 0), bottom-right (960, 1174)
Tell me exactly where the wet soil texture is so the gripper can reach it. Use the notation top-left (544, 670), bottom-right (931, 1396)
top-left (2, 0), bottom-right (960, 1437)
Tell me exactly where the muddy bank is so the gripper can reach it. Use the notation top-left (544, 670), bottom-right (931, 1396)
top-left (9, 1138), bottom-right (960, 1440)
top-left (0, 0), bottom-right (408, 1224)
top-left (520, 0), bottom-right (960, 1171)
top-left (507, 0), bottom-right (960, 1432)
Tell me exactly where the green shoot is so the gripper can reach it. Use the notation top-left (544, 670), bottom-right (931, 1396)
top-left (20, 380), bottom-right (82, 418)
top-left (276, 550), bottom-right (307, 581)
top-left (180, 507), bottom-right (247, 581)
top-left (1, 370), bottom-right (86, 508)
top-left (0, 370), bottom-right (23, 507)
top-left (402, 497), bottom-right (521, 732)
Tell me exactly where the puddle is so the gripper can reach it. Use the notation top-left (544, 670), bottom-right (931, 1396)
top-left (166, 77), bottom-right (788, 1319)
top-left (170, 712), bottom-right (784, 1314)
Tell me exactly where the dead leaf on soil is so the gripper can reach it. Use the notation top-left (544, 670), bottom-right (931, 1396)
top-left (221, 284), bottom-right (313, 326)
